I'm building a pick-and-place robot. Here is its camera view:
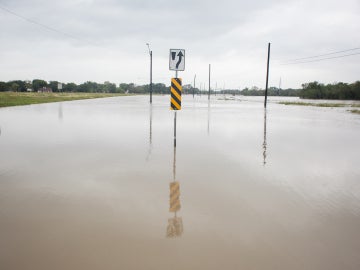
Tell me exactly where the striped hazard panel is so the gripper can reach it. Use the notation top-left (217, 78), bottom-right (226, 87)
top-left (170, 78), bottom-right (182, 110)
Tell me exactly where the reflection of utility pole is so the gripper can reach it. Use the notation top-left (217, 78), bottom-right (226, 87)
top-left (58, 103), bottom-right (63, 121)
top-left (207, 100), bottom-right (210, 135)
top-left (263, 109), bottom-right (267, 165)
top-left (146, 105), bottom-right (153, 161)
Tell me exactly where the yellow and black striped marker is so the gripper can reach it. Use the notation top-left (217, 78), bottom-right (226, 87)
top-left (170, 78), bottom-right (182, 110)
top-left (169, 181), bottom-right (181, 212)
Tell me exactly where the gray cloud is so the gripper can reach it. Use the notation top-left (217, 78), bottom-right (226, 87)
top-left (0, 0), bottom-right (359, 88)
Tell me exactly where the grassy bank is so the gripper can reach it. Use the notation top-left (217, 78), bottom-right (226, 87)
top-left (349, 109), bottom-right (360, 114)
top-left (0, 92), bottom-right (128, 108)
top-left (279, 101), bottom-right (360, 108)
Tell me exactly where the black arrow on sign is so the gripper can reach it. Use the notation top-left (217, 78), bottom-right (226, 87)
top-left (176, 51), bottom-right (183, 69)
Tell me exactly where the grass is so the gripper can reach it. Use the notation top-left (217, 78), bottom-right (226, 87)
top-left (0, 92), bottom-right (128, 108)
top-left (349, 109), bottom-right (360, 114)
top-left (217, 97), bottom-right (235, 101)
top-left (279, 101), bottom-right (360, 108)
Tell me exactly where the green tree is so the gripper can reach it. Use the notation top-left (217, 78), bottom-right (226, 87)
top-left (11, 82), bottom-right (20, 92)
top-left (101, 81), bottom-right (116, 93)
top-left (0, 81), bottom-right (7, 92)
top-left (32, 79), bottom-right (47, 91)
top-left (49, 81), bottom-right (59, 92)
top-left (78, 81), bottom-right (98, 92)
top-left (63, 83), bottom-right (77, 92)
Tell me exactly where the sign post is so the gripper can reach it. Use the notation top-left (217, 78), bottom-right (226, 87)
top-left (166, 49), bottom-right (185, 238)
top-left (169, 49), bottom-right (185, 148)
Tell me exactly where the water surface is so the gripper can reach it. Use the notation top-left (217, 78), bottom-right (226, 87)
top-left (1, 95), bottom-right (360, 270)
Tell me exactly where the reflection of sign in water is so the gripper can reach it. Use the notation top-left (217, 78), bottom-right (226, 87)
top-left (166, 143), bottom-right (183, 238)
top-left (169, 181), bottom-right (181, 212)
top-left (167, 181), bottom-right (183, 238)
top-left (166, 217), bottom-right (183, 238)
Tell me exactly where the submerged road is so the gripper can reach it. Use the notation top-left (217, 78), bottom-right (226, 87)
top-left (1, 95), bottom-right (360, 270)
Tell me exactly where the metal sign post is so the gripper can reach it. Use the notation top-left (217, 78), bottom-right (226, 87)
top-left (169, 49), bottom-right (185, 148)
top-left (166, 49), bottom-right (185, 238)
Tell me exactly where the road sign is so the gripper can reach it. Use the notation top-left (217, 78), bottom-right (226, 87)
top-left (170, 78), bottom-right (182, 110)
top-left (169, 49), bottom-right (185, 71)
top-left (169, 181), bottom-right (181, 212)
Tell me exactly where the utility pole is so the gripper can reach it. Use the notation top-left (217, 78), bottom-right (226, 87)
top-left (208, 64), bottom-right (211, 100)
top-left (146, 43), bottom-right (153, 104)
top-left (278, 77), bottom-right (281, 96)
top-left (193, 74), bottom-right (196, 98)
top-left (264, 43), bottom-right (271, 108)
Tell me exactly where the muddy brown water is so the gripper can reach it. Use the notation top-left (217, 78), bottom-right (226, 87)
top-left (1, 95), bottom-right (360, 270)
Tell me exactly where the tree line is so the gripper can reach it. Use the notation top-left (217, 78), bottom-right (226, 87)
top-left (0, 79), bottom-right (170, 94)
top-left (300, 81), bottom-right (360, 100)
top-left (1, 79), bottom-right (359, 100)
top-left (0, 79), bottom-right (299, 96)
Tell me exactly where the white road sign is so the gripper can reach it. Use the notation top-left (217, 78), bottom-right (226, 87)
top-left (169, 49), bottom-right (185, 71)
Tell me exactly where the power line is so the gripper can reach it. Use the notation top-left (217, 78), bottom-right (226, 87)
top-left (280, 52), bottom-right (360, 65)
top-left (0, 5), bottom-right (97, 46)
top-left (280, 46), bottom-right (360, 64)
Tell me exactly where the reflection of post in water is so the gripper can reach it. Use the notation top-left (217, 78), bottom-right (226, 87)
top-left (166, 137), bottom-right (183, 238)
top-left (146, 104), bottom-right (153, 161)
top-left (263, 109), bottom-right (267, 166)
top-left (207, 100), bottom-right (210, 135)
top-left (58, 103), bottom-right (63, 121)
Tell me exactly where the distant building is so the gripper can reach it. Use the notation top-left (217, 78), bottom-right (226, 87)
top-left (38, 87), bottom-right (52, 93)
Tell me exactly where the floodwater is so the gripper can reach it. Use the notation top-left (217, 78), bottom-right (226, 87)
top-left (1, 95), bottom-right (360, 270)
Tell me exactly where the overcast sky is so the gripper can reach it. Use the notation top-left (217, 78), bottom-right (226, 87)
top-left (0, 0), bottom-right (359, 89)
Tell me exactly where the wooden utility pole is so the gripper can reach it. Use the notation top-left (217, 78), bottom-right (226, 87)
top-left (264, 43), bottom-right (271, 108)
top-left (208, 64), bottom-right (211, 100)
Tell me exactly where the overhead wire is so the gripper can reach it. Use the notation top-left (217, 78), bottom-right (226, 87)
top-left (282, 47), bottom-right (360, 62)
top-left (278, 46), bottom-right (360, 65)
top-left (0, 5), bottom-right (97, 46)
top-left (280, 51), bottom-right (360, 65)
